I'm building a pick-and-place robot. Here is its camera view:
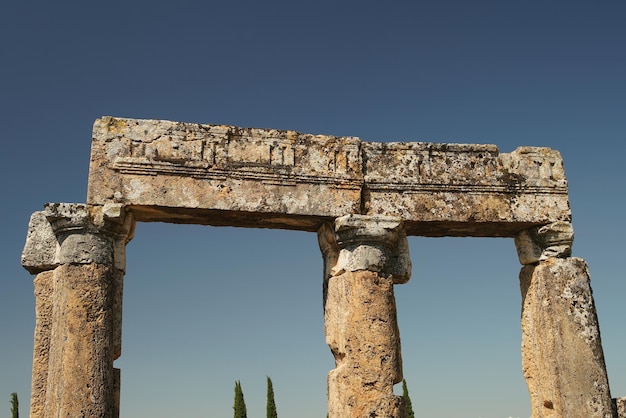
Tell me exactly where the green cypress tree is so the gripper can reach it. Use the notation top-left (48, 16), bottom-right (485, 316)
top-left (401, 379), bottom-right (414, 418)
top-left (233, 381), bottom-right (247, 418)
top-left (266, 376), bottom-right (278, 418)
top-left (10, 392), bottom-right (19, 418)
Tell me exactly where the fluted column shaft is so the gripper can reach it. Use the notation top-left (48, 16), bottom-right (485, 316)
top-left (319, 215), bottom-right (411, 418)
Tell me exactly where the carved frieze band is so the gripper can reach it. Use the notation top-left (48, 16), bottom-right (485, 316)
top-left (96, 117), bottom-right (567, 195)
top-left (363, 142), bottom-right (568, 195)
top-left (89, 117), bottom-right (571, 229)
top-left (100, 117), bottom-right (362, 189)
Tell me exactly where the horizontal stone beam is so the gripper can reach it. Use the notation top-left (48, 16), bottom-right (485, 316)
top-left (87, 117), bottom-right (571, 236)
top-left (363, 142), bottom-right (570, 236)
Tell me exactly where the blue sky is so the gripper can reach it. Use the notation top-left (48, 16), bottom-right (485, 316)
top-left (1, 1), bottom-right (625, 417)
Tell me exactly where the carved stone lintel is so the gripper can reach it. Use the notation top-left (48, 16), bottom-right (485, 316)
top-left (88, 117), bottom-right (571, 236)
top-left (319, 214), bottom-right (411, 284)
top-left (515, 221), bottom-right (574, 265)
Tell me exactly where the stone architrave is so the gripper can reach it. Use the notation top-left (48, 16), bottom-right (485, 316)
top-left (87, 117), bottom-right (570, 236)
top-left (318, 215), bottom-right (411, 418)
top-left (22, 203), bottom-right (134, 418)
top-left (87, 116), bottom-right (363, 230)
top-left (516, 222), bottom-right (614, 418)
top-left (363, 143), bottom-right (570, 236)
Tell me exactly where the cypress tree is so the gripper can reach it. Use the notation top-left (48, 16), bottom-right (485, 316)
top-left (233, 381), bottom-right (247, 418)
top-left (401, 379), bottom-right (414, 418)
top-left (266, 376), bottom-right (278, 418)
top-left (10, 392), bottom-right (19, 418)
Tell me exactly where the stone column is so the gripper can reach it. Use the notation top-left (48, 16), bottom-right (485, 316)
top-left (21, 203), bottom-right (134, 418)
top-left (318, 214), bottom-right (411, 418)
top-left (22, 211), bottom-right (58, 418)
top-left (515, 221), bottom-right (615, 418)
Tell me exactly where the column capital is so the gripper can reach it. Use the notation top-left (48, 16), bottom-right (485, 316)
top-left (22, 211), bottom-right (59, 274)
top-left (318, 214), bottom-right (411, 283)
top-left (22, 203), bottom-right (135, 273)
top-left (515, 221), bottom-right (574, 265)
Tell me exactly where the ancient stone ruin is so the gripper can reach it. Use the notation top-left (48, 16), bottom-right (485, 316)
top-left (21, 116), bottom-right (625, 417)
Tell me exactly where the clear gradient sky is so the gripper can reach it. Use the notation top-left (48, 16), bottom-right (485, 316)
top-left (1, 2), bottom-right (625, 417)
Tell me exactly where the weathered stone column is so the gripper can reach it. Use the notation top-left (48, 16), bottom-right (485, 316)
top-left (515, 221), bottom-right (615, 418)
top-left (22, 203), bottom-right (134, 418)
top-left (22, 211), bottom-right (58, 418)
top-left (318, 214), bottom-right (411, 418)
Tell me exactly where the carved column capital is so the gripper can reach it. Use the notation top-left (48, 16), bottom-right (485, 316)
top-left (318, 214), bottom-right (411, 284)
top-left (22, 203), bottom-right (135, 273)
top-left (515, 221), bottom-right (574, 265)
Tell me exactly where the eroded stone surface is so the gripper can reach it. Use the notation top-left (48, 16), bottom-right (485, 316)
top-left (319, 216), bottom-right (409, 418)
top-left (23, 117), bottom-right (615, 418)
top-left (515, 221), bottom-right (574, 265)
top-left (30, 271), bottom-right (53, 418)
top-left (332, 215), bottom-right (411, 283)
top-left (88, 117), bottom-right (362, 229)
top-left (23, 204), bottom-right (134, 418)
top-left (520, 258), bottom-right (613, 418)
top-left (614, 397), bottom-right (626, 418)
top-left (363, 143), bottom-right (570, 236)
top-left (45, 264), bottom-right (118, 418)
top-left (87, 117), bottom-right (571, 236)
top-left (324, 270), bottom-right (405, 418)
top-left (22, 211), bottom-right (58, 274)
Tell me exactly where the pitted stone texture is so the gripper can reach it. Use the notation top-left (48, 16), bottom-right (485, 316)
top-left (88, 117), bottom-right (362, 230)
top-left (319, 216), bottom-right (408, 418)
top-left (44, 264), bottom-right (119, 418)
top-left (363, 142), bottom-right (571, 237)
top-left (30, 271), bottom-right (53, 418)
top-left (22, 204), bottom-right (133, 418)
top-left (615, 397), bottom-right (626, 418)
top-left (332, 215), bottom-right (411, 283)
top-left (88, 117), bottom-right (571, 236)
top-left (520, 258), bottom-right (613, 418)
top-left (22, 211), bottom-right (58, 274)
top-left (325, 270), bottom-right (404, 418)
top-left (25, 203), bottom-right (135, 272)
top-left (515, 221), bottom-right (574, 265)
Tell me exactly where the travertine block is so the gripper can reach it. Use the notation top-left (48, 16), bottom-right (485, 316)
top-left (363, 143), bottom-right (571, 236)
top-left (22, 203), bottom-right (134, 418)
top-left (21, 211), bottom-right (58, 274)
top-left (30, 271), bottom-right (53, 418)
top-left (515, 221), bottom-right (574, 265)
top-left (325, 270), bottom-right (404, 418)
top-left (520, 258), bottom-right (613, 417)
top-left (88, 117), bottom-right (362, 230)
top-left (615, 397), bottom-right (626, 418)
top-left (319, 216), bottom-right (409, 418)
top-left (45, 264), bottom-right (118, 418)
top-left (332, 214), bottom-right (411, 283)
top-left (87, 117), bottom-right (571, 236)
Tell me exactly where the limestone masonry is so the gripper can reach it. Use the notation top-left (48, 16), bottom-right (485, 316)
top-left (88, 117), bottom-right (569, 235)
top-left (22, 117), bottom-right (623, 418)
